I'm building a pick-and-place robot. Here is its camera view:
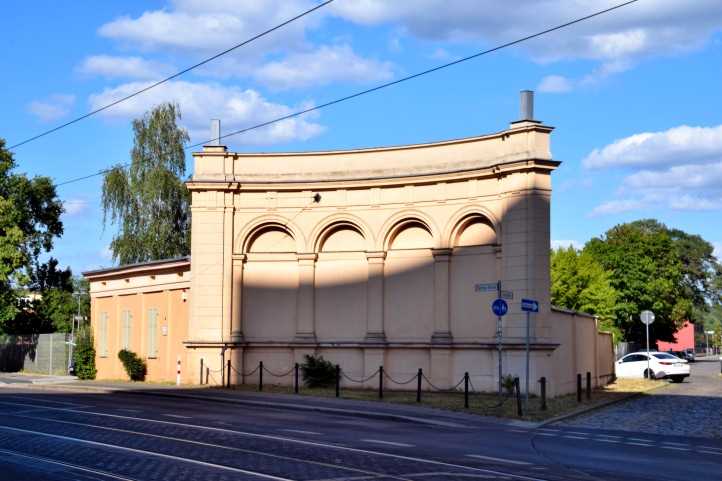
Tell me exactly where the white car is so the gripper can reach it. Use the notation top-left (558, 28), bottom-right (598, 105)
top-left (615, 351), bottom-right (690, 382)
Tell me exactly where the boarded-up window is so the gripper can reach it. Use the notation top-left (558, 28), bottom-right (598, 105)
top-left (99, 312), bottom-right (109, 357)
top-left (147, 308), bottom-right (158, 358)
top-left (121, 310), bottom-right (132, 350)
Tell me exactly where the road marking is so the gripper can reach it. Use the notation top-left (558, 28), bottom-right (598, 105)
top-left (537, 428), bottom-right (559, 433)
top-left (699, 446), bottom-right (722, 451)
top-left (162, 414), bottom-right (192, 419)
top-left (661, 446), bottom-right (690, 451)
top-left (11, 413), bottom-right (412, 481)
top-left (698, 450), bottom-right (722, 456)
top-left (6, 405), bottom-right (549, 481)
top-left (628, 438), bottom-right (652, 443)
top-left (562, 436), bottom-right (586, 440)
top-left (281, 429), bottom-right (322, 435)
top-left (466, 454), bottom-right (532, 466)
top-left (0, 424), bottom-right (293, 481)
top-left (626, 442), bottom-right (652, 447)
top-left (661, 441), bottom-right (688, 446)
top-left (362, 439), bottom-right (414, 448)
top-left (565, 431), bottom-right (589, 436)
top-left (0, 447), bottom-right (135, 480)
top-left (507, 429), bottom-right (529, 433)
top-left (595, 439), bottom-right (620, 444)
top-left (535, 433), bottom-right (556, 437)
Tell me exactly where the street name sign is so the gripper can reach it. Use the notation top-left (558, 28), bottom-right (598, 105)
top-left (491, 298), bottom-right (508, 316)
top-left (474, 282), bottom-right (498, 293)
top-left (521, 299), bottom-right (539, 312)
top-left (500, 290), bottom-right (514, 300)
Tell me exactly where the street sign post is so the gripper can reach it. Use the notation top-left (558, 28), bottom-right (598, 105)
top-left (640, 310), bottom-right (655, 378)
top-left (521, 298), bottom-right (539, 411)
top-left (491, 296), bottom-right (508, 396)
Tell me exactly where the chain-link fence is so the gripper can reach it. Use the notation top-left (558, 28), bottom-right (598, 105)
top-left (0, 333), bottom-right (70, 375)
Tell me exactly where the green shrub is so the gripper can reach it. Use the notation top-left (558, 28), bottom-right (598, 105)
top-left (73, 326), bottom-right (96, 380)
top-left (300, 354), bottom-right (337, 388)
top-left (501, 374), bottom-right (517, 395)
top-left (118, 349), bottom-right (147, 381)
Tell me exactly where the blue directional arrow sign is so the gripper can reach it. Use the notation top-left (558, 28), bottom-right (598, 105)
top-left (491, 298), bottom-right (508, 316)
top-left (521, 298), bottom-right (539, 312)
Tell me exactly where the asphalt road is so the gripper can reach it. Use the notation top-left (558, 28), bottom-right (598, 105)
top-left (0, 383), bottom-right (719, 481)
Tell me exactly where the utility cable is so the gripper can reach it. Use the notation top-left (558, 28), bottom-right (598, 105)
top-left (53, 0), bottom-right (639, 187)
top-left (9, 0), bottom-right (335, 150)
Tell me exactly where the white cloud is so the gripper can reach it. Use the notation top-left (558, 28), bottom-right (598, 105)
top-left (27, 94), bottom-right (75, 122)
top-left (713, 242), bottom-right (722, 260)
top-left (589, 199), bottom-right (646, 217)
top-left (99, 245), bottom-right (114, 261)
top-left (551, 239), bottom-right (583, 250)
top-left (583, 125), bottom-right (722, 169)
top-left (623, 162), bottom-right (722, 190)
top-left (88, 80), bottom-right (324, 145)
top-left (63, 198), bottom-right (89, 216)
top-left (79, 55), bottom-right (172, 79)
top-left (254, 44), bottom-right (393, 90)
top-left (537, 75), bottom-right (573, 93)
top-left (332, 1), bottom-right (722, 82)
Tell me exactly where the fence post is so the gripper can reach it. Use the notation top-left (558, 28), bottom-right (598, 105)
top-left (294, 363), bottom-right (299, 394)
top-left (577, 373), bottom-right (582, 403)
top-left (416, 368), bottom-right (422, 403)
top-left (205, 367), bottom-right (209, 385)
top-left (464, 372), bottom-right (469, 409)
top-left (586, 371), bottom-right (591, 400)
top-left (378, 366), bottom-right (384, 399)
top-left (226, 359), bottom-right (231, 388)
top-left (259, 361), bottom-right (264, 392)
top-left (539, 377), bottom-right (547, 411)
top-left (200, 358), bottom-right (204, 385)
top-left (515, 377), bottom-right (522, 417)
top-left (335, 364), bottom-right (341, 398)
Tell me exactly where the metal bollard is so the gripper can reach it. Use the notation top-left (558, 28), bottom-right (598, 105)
top-left (515, 377), bottom-right (522, 417)
top-left (259, 361), bottom-right (264, 392)
top-left (335, 364), bottom-right (340, 398)
top-left (577, 373), bottom-right (582, 403)
top-left (200, 358), bottom-right (204, 385)
top-left (586, 371), bottom-right (592, 400)
top-left (464, 372), bottom-right (469, 409)
top-left (539, 377), bottom-right (547, 411)
top-left (226, 359), bottom-right (231, 388)
top-left (294, 363), bottom-right (300, 394)
top-left (378, 366), bottom-right (384, 399)
top-left (205, 367), bottom-right (209, 385)
top-left (416, 368), bottom-right (422, 403)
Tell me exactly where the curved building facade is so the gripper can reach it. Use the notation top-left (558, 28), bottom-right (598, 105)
top-left (86, 106), bottom-right (614, 395)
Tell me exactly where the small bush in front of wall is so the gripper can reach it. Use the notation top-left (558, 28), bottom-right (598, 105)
top-left (300, 354), bottom-right (337, 388)
top-left (118, 349), bottom-right (147, 381)
top-left (502, 374), bottom-right (517, 395)
top-left (73, 326), bottom-right (97, 380)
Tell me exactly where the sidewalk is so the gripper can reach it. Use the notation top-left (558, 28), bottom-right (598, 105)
top-left (26, 379), bottom-right (535, 429)
top-left (0, 372), bottom-right (78, 385)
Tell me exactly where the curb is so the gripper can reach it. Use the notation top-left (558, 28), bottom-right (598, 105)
top-left (537, 390), bottom-right (653, 427)
top-left (26, 383), bottom-right (468, 428)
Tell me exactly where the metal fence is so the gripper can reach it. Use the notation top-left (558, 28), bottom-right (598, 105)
top-left (0, 333), bottom-right (70, 375)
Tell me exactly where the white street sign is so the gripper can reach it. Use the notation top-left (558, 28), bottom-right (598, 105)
top-left (640, 310), bottom-right (655, 325)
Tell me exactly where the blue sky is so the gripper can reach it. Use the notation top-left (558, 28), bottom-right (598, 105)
top-left (2, 0), bottom-right (721, 273)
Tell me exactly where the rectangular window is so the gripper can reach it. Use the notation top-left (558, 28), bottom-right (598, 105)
top-left (99, 312), bottom-right (108, 357)
top-left (121, 310), bottom-right (132, 350)
top-left (147, 308), bottom-right (158, 358)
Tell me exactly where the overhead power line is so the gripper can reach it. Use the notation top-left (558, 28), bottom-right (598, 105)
top-left (9, 0), bottom-right (335, 150)
top-left (56, 0), bottom-right (639, 188)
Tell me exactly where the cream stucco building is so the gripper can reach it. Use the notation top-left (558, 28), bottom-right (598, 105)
top-left (85, 94), bottom-right (614, 396)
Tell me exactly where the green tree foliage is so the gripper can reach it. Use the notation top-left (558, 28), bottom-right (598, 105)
top-left (118, 349), bottom-right (147, 381)
top-left (550, 247), bottom-right (620, 340)
top-left (102, 103), bottom-right (191, 265)
top-left (0, 139), bottom-right (64, 333)
top-left (585, 220), bottom-right (690, 344)
top-left (300, 354), bottom-right (337, 388)
top-left (73, 325), bottom-right (97, 380)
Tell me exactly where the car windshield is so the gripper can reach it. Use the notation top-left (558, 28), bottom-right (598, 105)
top-left (653, 353), bottom-right (678, 359)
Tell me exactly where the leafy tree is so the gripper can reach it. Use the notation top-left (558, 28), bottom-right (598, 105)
top-left (550, 246), bottom-right (620, 340)
top-left (584, 220), bottom-right (688, 344)
top-left (0, 139), bottom-right (64, 333)
top-left (118, 349), bottom-right (147, 381)
top-left (102, 103), bottom-right (190, 265)
top-left (301, 354), bottom-right (337, 388)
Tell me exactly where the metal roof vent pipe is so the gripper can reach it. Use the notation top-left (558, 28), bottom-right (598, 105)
top-left (210, 119), bottom-right (221, 146)
top-left (520, 90), bottom-right (534, 121)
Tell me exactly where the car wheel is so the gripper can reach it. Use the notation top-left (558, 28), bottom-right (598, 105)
top-left (644, 369), bottom-right (656, 380)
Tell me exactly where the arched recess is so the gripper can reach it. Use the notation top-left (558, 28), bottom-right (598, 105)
top-left (444, 206), bottom-right (500, 248)
top-left (236, 215), bottom-right (306, 254)
top-left (379, 210), bottom-right (440, 251)
top-left (310, 214), bottom-right (374, 253)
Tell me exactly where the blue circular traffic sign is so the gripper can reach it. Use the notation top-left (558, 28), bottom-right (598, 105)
top-left (491, 298), bottom-right (508, 316)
